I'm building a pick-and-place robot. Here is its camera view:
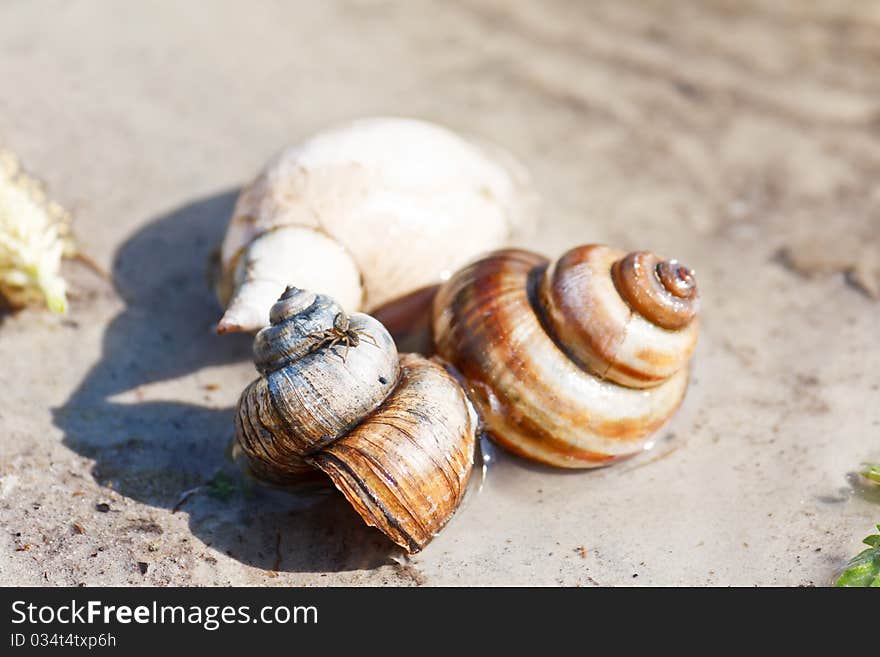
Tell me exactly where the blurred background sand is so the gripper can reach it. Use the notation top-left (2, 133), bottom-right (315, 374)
top-left (1, 0), bottom-right (878, 585)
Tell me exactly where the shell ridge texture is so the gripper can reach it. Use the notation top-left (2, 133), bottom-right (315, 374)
top-left (432, 244), bottom-right (699, 468)
top-left (236, 289), bottom-right (476, 553)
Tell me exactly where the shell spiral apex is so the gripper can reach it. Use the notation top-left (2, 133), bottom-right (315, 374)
top-left (432, 244), bottom-right (700, 469)
top-left (235, 287), bottom-right (477, 553)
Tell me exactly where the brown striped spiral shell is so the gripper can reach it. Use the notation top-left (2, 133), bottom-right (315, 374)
top-left (235, 287), bottom-right (477, 553)
top-left (432, 245), bottom-right (699, 469)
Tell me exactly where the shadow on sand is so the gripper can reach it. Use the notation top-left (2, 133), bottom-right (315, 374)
top-left (53, 191), bottom-right (397, 573)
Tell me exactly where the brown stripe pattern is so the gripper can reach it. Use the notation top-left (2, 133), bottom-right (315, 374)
top-left (432, 247), bottom-right (694, 468)
top-left (234, 288), bottom-right (478, 553)
top-left (611, 251), bottom-right (699, 330)
top-left (308, 354), bottom-right (476, 552)
top-left (234, 377), bottom-right (317, 485)
top-left (540, 245), bottom-right (698, 388)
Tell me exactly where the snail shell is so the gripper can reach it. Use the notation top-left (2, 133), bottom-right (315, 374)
top-left (235, 287), bottom-right (477, 553)
top-left (432, 245), bottom-right (699, 468)
top-left (217, 117), bottom-right (535, 334)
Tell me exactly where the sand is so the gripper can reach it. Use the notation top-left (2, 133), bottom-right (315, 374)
top-left (1, 0), bottom-right (878, 586)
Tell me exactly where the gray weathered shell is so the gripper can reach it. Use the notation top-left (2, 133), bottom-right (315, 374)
top-left (236, 287), bottom-right (399, 483)
top-left (234, 287), bottom-right (477, 552)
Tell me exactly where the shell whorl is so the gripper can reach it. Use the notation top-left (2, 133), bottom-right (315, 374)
top-left (253, 286), bottom-right (359, 374)
top-left (432, 245), bottom-right (699, 469)
top-left (237, 286), bottom-right (400, 480)
top-left (235, 287), bottom-right (477, 552)
top-left (540, 245), bottom-right (699, 388)
top-left (611, 251), bottom-right (698, 330)
top-left (309, 353), bottom-right (476, 553)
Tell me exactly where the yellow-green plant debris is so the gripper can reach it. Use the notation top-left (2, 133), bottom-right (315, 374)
top-left (0, 148), bottom-right (73, 313)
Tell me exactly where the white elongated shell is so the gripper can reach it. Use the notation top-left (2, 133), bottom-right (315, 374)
top-left (218, 117), bottom-right (535, 333)
top-left (219, 227), bottom-right (363, 334)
